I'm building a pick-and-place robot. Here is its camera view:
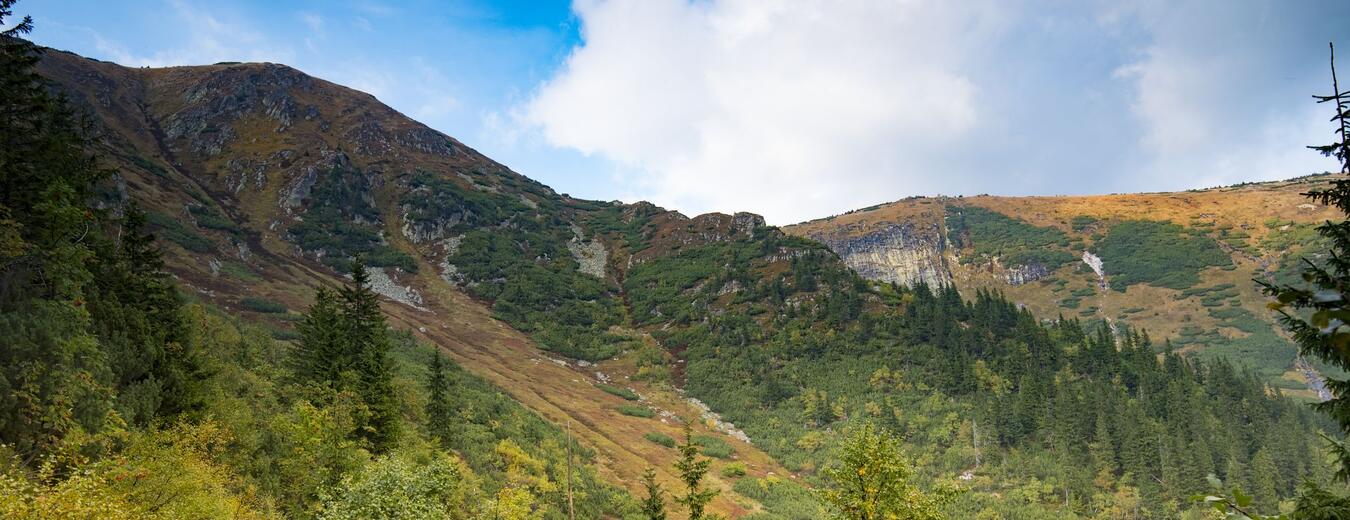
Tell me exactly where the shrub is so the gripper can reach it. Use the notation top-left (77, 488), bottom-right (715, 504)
top-left (616, 405), bottom-right (654, 418)
top-left (1092, 220), bottom-right (1231, 291)
top-left (693, 434), bottom-right (734, 459)
top-left (240, 297), bottom-right (287, 314)
top-left (644, 432), bottom-right (676, 448)
top-left (945, 205), bottom-right (1074, 268)
top-left (595, 383), bottom-right (639, 401)
top-left (721, 462), bottom-right (747, 478)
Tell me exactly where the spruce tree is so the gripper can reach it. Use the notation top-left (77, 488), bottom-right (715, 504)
top-left (292, 260), bottom-right (401, 452)
top-left (673, 422), bottom-right (718, 520)
top-left (640, 466), bottom-right (668, 520)
top-left (425, 351), bottom-right (452, 444)
top-left (293, 286), bottom-right (346, 387)
top-left (340, 259), bottom-right (400, 452)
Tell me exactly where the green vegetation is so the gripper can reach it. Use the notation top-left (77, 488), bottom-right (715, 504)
top-left (240, 296), bottom-right (287, 313)
top-left (645, 432), bottom-right (676, 448)
top-left (596, 383), bottom-right (640, 401)
top-left (720, 462), bottom-right (747, 478)
top-left (946, 205), bottom-right (1075, 269)
top-left (286, 166), bottom-right (417, 272)
top-left (617, 405), bottom-right (655, 418)
top-left (820, 424), bottom-right (950, 520)
top-left (692, 434), bottom-right (735, 459)
top-left (1070, 215), bottom-right (1098, 232)
top-left (1244, 49), bottom-right (1350, 518)
top-left (0, 17), bottom-right (635, 517)
top-left (1092, 220), bottom-right (1231, 290)
top-left (146, 210), bottom-right (214, 252)
top-left (735, 476), bottom-right (820, 519)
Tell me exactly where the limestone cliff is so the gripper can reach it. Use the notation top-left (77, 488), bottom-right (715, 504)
top-left (804, 222), bottom-right (953, 287)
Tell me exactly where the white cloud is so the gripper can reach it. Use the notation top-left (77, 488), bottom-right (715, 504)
top-left (520, 0), bottom-right (1345, 224)
top-left (1112, 0), bottom-right (1340, 189)
top-left (523, 0), bottom-right (1004, 224)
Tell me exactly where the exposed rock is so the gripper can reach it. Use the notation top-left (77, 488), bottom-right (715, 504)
top-left (363, 267), bottom-right (425, 308)
top-left (1004, 262), bottom-right (1049, 285)
top-left (1082, 251), bottom-right (1107, 289)
top-left (686, 396), bottom-right (752, 444)
top-left (808, 222), bottom-right (953, 287)
top-left (567, 225), bottom-right (608, 279)
top-left (438, 235), bottom-right (464, 284)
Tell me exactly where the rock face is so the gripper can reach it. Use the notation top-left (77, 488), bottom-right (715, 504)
top-left (1082, 251), bottom-right (1107, 289)
top-left (567, 226), bottom-right (608, 279)
top-left (807, 223), bottom-right (952, 287)
top-left (1004, 262), bottom-right (1050, 285)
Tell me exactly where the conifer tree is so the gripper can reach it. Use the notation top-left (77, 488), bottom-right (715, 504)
top-left (640, 466), bottom-right (667, 520)
top-left (673, 422), bottom-right (718, 520)
top-left (425, 351), bottom-right (452, 444)
top-left (293, 286), bottom-right (346, 386)
top-left (293, 260), bottom-right (400, 452)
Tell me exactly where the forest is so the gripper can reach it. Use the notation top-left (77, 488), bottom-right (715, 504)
top-left (5, 1), bottom-right (1350, 518)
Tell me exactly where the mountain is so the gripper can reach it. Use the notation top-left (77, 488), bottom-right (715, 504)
top-left (34, 48), bottom-right (792, 516)
top-left (785, 179), bottom-right (1340, 399)
top-left (23, 45), bottom-right (1339, 519)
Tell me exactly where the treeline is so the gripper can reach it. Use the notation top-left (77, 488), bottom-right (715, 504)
top-left (621, 230), bottom-right (1334, 518)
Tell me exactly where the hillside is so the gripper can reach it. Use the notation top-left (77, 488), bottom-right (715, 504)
top-left (33, 48), bottom-right (794, 516)
top-left (786, 179), bottom-right (1340, 398)
top-left (14, 44), bottom-right (1339, 519)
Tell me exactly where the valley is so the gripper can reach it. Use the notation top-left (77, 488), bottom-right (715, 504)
top-left (1, 36), bottom-right (1340, 519)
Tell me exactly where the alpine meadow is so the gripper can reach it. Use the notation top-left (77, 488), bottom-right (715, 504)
top-left (3, 1), bottom-right (1350, 518)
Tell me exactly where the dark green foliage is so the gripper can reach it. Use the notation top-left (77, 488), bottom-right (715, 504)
top-left (425, 350), bottom-right (451, 444)
top-left (1263, 44), bottom-right (1350, 517)
top-left (617, 405), bottom-right (655, 418)
top-left (286, 166), bottom-right (416, 272)
top-left (188, 204), bottom-right (241, 234)
top-left (448, 225), bottom-right (624, 361)
top-left (734, 477), bottom-right (819, 519)
top-left (674, 423), bottom-right (719, 519)
top-left (1071, 215), bottom-right (1098, 232)
top-left (1092, 220), bottom-right (1231, 290)
top-left (945, 205), bottom-right (1075, 268)
top-left (692, 434), bottom-right (734, 459)
top-left (645, 432), bottom-right (676, 448)
top-left (146, 210), bottom-right (214, 252)
top-left (596, 383), bottom-right (640, 401)
top-left (0, 13), bottom-right (204, 456)
top-left (239, 297), bottom-right (286, 313)
top-left (290, 262), bottom-right (401, 452)
top-left (641, 467), bottom-right (668, 520)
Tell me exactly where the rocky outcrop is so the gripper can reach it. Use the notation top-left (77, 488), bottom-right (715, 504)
top-left (1004, 262), bottom-right (1050, 285)
top-left (567, 225), bottom-right (608, 279)
top-left (809, 223), bottom-right (952, 287)
top-left (364, 268), bottom-right (425, 308)
top-left (1082, 251), bottom-right (1107, 289)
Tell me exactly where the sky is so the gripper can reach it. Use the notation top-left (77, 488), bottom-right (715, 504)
top-left (13, 0), bottom-right (1350, 224)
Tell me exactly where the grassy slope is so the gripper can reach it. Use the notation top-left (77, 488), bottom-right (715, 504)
top-left (786, 178), bottom-right (1338, 397)
top-left (37, 49), bottom-right (788, 516)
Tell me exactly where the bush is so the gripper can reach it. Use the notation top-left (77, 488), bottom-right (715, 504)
top-left (616, 405), bottom-right (654, 418)
top-left (721, 462), bottom-right (748, 478)
top-left (644, 432), bottom-right (676, 448)
top-left (1092, 220), bottom-right (1231, 291)
top-left (693, 434), bottom-right (735, 459)
top-left (595, 383), bottom-right (639, 401)
top-left (240, 297), bottom-right (286, 314)
top-left (945, 205), bottom-right (1074, 269)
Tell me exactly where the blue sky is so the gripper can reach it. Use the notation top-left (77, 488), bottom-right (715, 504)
top-left (15, 0), bottom-right (1350, 224)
